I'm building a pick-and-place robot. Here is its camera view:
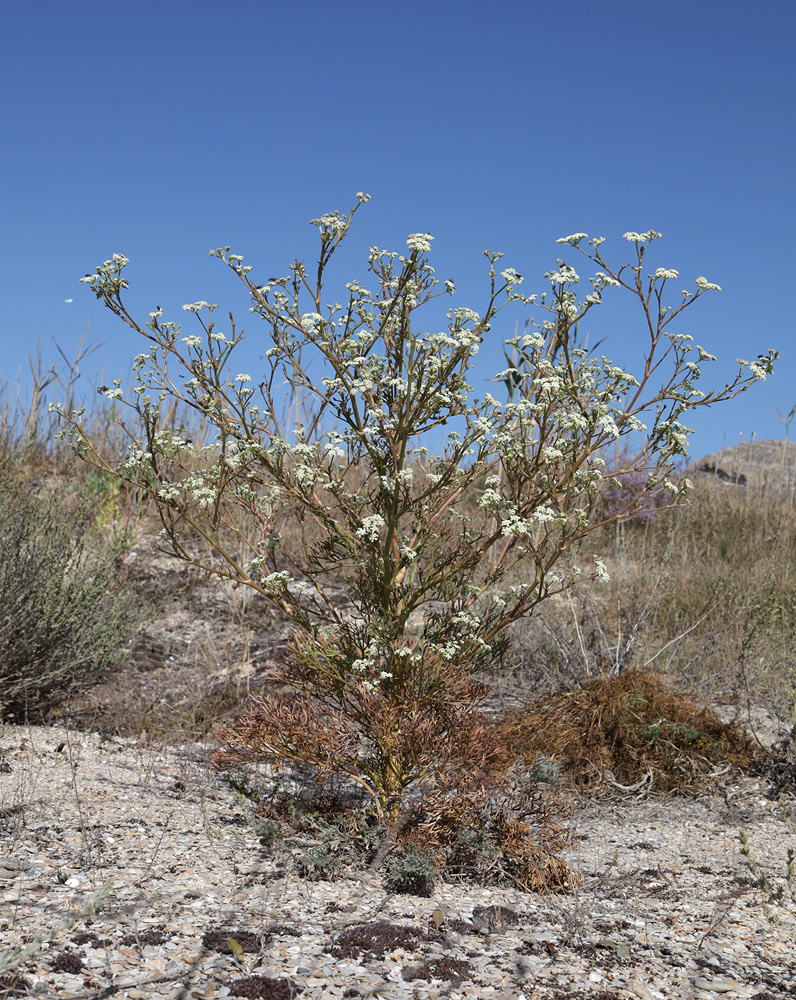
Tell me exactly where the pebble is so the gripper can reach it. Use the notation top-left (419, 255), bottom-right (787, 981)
top-left (693, 977), bottom-right (742, 992)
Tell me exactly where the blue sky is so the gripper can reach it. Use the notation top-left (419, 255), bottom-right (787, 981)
top-left (2, 0), bottom-right (793, 460)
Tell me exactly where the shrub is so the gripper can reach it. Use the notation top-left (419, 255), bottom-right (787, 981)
top-left (399, 758), bottom-right (576, 892)
top-left (57, 196), bottom-right (775, 828)
top-left (386, 843), bottom-right (439, 896)
top-left (0, 458), bottom-right (156, 720)
top-left (600, 465), bottom-right (673, 522)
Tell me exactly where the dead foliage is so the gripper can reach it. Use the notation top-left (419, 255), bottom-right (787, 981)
top-left (393, 761), bottom-right (579, 893)
top-left (0, 972), bottom-right (32, 999)
top-left (50, 951), bottom-right (84, 974)
top-left (493, 669), bottom-right (755, 792)
top-left (224, 976), bottom-right (300, 999)
top-left (119, 926), bottom-right (167, 948)
top-left (248, 758), bottom-right (578, 893)
top-left (402, 955), bottom-right (473, 982)
top-left (202, 928), bottom-right (270, 954)
top-left (330, 920), bottom-right (423, 961)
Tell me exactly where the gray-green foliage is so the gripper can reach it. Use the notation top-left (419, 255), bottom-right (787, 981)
top-left (299, 843), bottom-right (342, 878)
top-left (0, 459), bottom-right (155, 720)
top-left (529, 751), bottom-right (561, 785)
top-left (387, 844), bottom-right (438, 896)
top-left (739, 821), bottom-right (795, 922)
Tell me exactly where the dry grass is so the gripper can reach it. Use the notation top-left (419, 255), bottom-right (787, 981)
top-left (493, 472), bottom-right (796, 723)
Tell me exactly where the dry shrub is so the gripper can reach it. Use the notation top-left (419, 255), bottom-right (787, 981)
top-left (587, 474), bottom-right (796, 708)
top-left (202, 928), bottom-right (269, 954)
top-left (211, 677), bottom-right (511, 825)
top-left (245, 754), bottom-right (578, 892)
top-left (395, 761), bottom-right (579, 893)
top-left (224, 976), bottom-right (299, 999)
top-left (494, 669), bottom-right (755, 792)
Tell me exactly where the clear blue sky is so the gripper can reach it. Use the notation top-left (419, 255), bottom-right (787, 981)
top-left (2, 0), bottom-right (793, 460)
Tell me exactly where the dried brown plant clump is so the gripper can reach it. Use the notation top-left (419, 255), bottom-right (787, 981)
top-left (402, 955), bottom-right (473, 982)
top-left (211, 679), bottom-right (511, 826)
top-left (329, 920), bottom-right (424, 961)
top-left (225, 976), bottom-right (301, 999)
top-left (395, 761), bottom-right (579, 893)
top-left (51, 951), bottom-right (84, 974)
top-left (243, 746), bottom-right (578, 892)
top-left (0, 971), bottom-right (32, 998)
top-left (495, 669), bottom-right (755, 792)
top-left (70, 931), bottom-right (110, 948)
top-left (202, 928), bottom-right (270, 953)
top-left (120, 927), bottom-right (167, 947)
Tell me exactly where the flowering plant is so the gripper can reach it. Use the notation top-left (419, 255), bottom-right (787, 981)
top-left (56, 196), bottom-right (776, 821)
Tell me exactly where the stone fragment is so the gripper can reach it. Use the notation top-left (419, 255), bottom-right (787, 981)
top-left (693, 976), bottom-right (740, 993)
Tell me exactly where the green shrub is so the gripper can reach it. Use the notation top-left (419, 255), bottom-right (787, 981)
top-left (0, 459), bottom-right (156, 720)
top-left (386, 844), bottom-right (438, 897)
top-left (299, 844), bottom-right (342, 878)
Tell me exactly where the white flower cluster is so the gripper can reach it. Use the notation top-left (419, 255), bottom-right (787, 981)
top-left (500, 513), bottom-right (534, 537)
top-left (356, 514), bottom-right (386, 542)
top-left (79, 254), bottom-right (129, 295)
top-left (623, 231), bottom-right (662, 243)
top-left (477, 474), bottom-right (503, 511)
top-left (500, 268), bottom-right (523, 284)
top-left (546, 264), bottom-right (580, 286)
top-left (396, 468), bottom-right (414, 487)
top-left (398, 539), bottom-right (418, 561)
top-left (590, 271), bottom-right (620, 290)
top-left (157, 484), bottom-right (181, 502)
top-left (556, 233), bottom-right (588, 246)
top-left (301, 313), bottom-right (323, 331)
top-left (117, 447), bottom-right (152, 474)
top-left (311, 211), bottom-right (348, 237)
top-left (744, 360), bottom-right (771, 380)
top-left (406, 233), bottom-right (434, 254)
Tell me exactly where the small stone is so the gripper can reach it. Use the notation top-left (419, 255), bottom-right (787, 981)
top-left (0, 858), bottom-right (26, 873)
top-left (693, 977), bottom-right (740, 993)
